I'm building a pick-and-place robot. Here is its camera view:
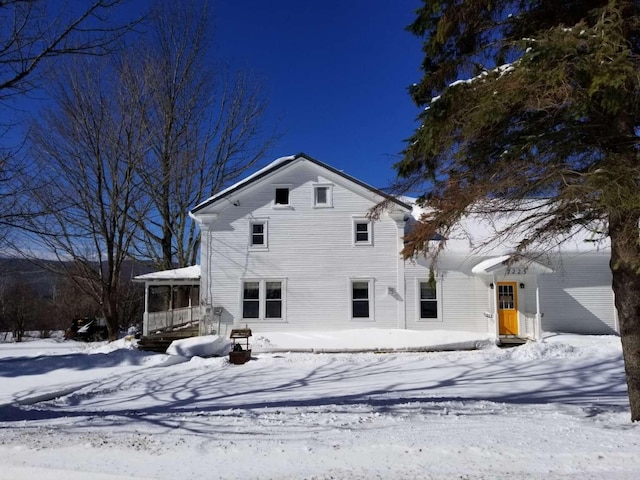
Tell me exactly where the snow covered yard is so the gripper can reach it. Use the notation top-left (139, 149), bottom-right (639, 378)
top-left (0, 331), bottom-right (638, 479)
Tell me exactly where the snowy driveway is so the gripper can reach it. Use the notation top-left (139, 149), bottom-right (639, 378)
top-left (0, 334), bottom-right (637, 479)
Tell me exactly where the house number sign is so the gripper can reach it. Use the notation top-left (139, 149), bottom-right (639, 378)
top-left (506, 267), bottom-right (528, 275)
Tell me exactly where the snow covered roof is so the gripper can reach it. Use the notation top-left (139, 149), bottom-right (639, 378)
top-left (471, 255), bottom-right (554, 275)
top-left (409, 198), bottom-right (610, 256)
top-left (191, 152), bottom-right (412, 214)
top-left (133, 265), bottom-right (200, 282)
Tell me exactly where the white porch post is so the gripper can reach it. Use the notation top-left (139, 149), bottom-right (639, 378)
top-left (492, 274), bottom-right (499, 340)
top-left (143, 283), bottom-right (150, 336)
top-left (535, 283), bottom-right (542, 341)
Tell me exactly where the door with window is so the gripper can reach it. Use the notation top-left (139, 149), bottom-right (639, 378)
top-left (497, 282), bottom-right (518, 335)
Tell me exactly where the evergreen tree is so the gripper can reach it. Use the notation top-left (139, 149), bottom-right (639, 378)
top-left (395, 1), bottom-right (640, 420)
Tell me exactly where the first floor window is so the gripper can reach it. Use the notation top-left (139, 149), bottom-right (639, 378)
top-left (352, 280), bottom-right (370, 318)
top-left (419, 281), bottom-right (438, 319)
top-left (242, 281), bottom-right (260, 318)
top-left (265, 281), bottom-right (282, 318)
top-left (242, 280), bottom-right (284, 319)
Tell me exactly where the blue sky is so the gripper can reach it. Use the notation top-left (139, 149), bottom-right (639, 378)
top-left (7, 1), bottom-right (424, 193)
top-left (213, 1), bottom-right (424, 190)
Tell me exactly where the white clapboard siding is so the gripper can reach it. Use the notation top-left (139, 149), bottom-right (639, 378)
top-left (404, 255), bottom-right (489, 333)
top-left (539, 253), bottom-right (617, 334)
top-left (205, 161), bottom-right (402, 332)
top-left (195, 155), bottom-right (618, 338)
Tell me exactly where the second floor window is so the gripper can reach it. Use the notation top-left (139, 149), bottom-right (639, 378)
top-left (249, 220), bottom-right (268, 249)
top-left (353, 219), bottom-right (372, 245)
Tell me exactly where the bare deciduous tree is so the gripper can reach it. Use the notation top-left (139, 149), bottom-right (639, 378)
top-left (0, 282), bottom-right (40, 342)
top-left (133, 0), bottom-right (278, 270)
top-left (26, 56), bottom-right (151, 339)
top-left (0, 0), bottom-right (138, 99)
top-left (0, 0), bottom-right (139, 250)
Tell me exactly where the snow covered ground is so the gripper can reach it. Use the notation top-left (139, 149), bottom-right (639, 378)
top-left (0, 330), bottom-right (638, 479)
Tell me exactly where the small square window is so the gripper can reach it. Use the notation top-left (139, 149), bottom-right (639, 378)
top-left (275, 188), bottom-right (289, 205)
top-left (316, 187), bottom-right (327, 204)
top-left (313, 185), bottom-right (332, 207)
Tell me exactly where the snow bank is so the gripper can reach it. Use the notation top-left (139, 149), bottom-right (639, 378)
top-left (165, 335), bottom-right (231, 358)
top-left (252, 328), bottom-right (491, 353)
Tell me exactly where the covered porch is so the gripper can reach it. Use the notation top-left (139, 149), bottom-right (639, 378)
top-left (133, 266), bottom-right (203, 337)
top-left (472, 255), bottom-right (554, 342)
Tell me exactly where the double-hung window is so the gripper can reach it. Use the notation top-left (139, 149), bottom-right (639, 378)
top-left (249, 220), bottom-right (268, 250)
top-left (353, 218), bottom-right (372, 245)
top-left (265, 281), bottom-right (282, 318)
top-left (351, 279), bottom-right (373, 319)
top-left (418, 279), bottom-right (440, 320)
top-left (242, 280), bottom-right (284, 320)
top-left (242, 281), bottom-right (260, 318)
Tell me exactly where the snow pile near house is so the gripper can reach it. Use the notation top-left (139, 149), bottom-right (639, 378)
top-left (165, 334), bottom-right (232, 357)
top-left (252, 328), bottom-right (492, 352)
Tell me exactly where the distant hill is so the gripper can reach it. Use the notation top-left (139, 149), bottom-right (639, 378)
top-left (0, 258), bottom-right (154, 298)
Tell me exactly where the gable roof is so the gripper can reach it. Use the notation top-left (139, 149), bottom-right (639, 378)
top-left (191, 152), bottom-right (412, 214)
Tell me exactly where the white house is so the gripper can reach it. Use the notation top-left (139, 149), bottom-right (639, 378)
top-left (139, 153), bottom-right (618, 342)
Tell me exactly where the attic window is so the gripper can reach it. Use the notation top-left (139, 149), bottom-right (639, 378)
top-left (275, 188), bottom-right (289, 205)
top-left (313, 184), bottom-right (333, 208)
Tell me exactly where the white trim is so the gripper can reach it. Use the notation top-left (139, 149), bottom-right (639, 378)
top-left (349, 277), bottom-right (375, 321)
top-left (240, 278), bottom-right (287, 322)
top-left (352, 217), bottom-right (373, 246)
top-left (415, 277), bottom-right (443, 322)
top-left (312, 183), bottom-right (333, 208)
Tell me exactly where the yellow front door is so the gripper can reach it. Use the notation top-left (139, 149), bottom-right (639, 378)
top-left (497, 282), bottom-right (519, 335)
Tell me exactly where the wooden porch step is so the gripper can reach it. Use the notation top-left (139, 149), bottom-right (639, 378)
top-left (498, 336), bottom-right (528, 348)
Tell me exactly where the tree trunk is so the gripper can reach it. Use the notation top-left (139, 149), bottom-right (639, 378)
top-left (609, 211), bottom-right (640, 421)
top-left (102, 296), bottom-right (120, 341)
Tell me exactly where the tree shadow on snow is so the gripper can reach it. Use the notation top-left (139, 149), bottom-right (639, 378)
top-left (0, 350), bottom-right (629, 432)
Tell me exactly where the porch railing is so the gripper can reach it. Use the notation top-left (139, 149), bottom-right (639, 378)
top-left (146, 306), bottom-right (202, 334)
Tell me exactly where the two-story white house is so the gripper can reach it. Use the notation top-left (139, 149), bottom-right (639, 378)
top-left (174, 153), bottom-right (617, 342)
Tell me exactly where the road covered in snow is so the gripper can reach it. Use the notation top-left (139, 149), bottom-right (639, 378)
top-left (0, 331), bottom-right (638, 479)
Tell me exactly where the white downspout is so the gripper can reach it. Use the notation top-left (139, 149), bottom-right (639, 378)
top-left (189, 211), bottom-right (218, 328)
